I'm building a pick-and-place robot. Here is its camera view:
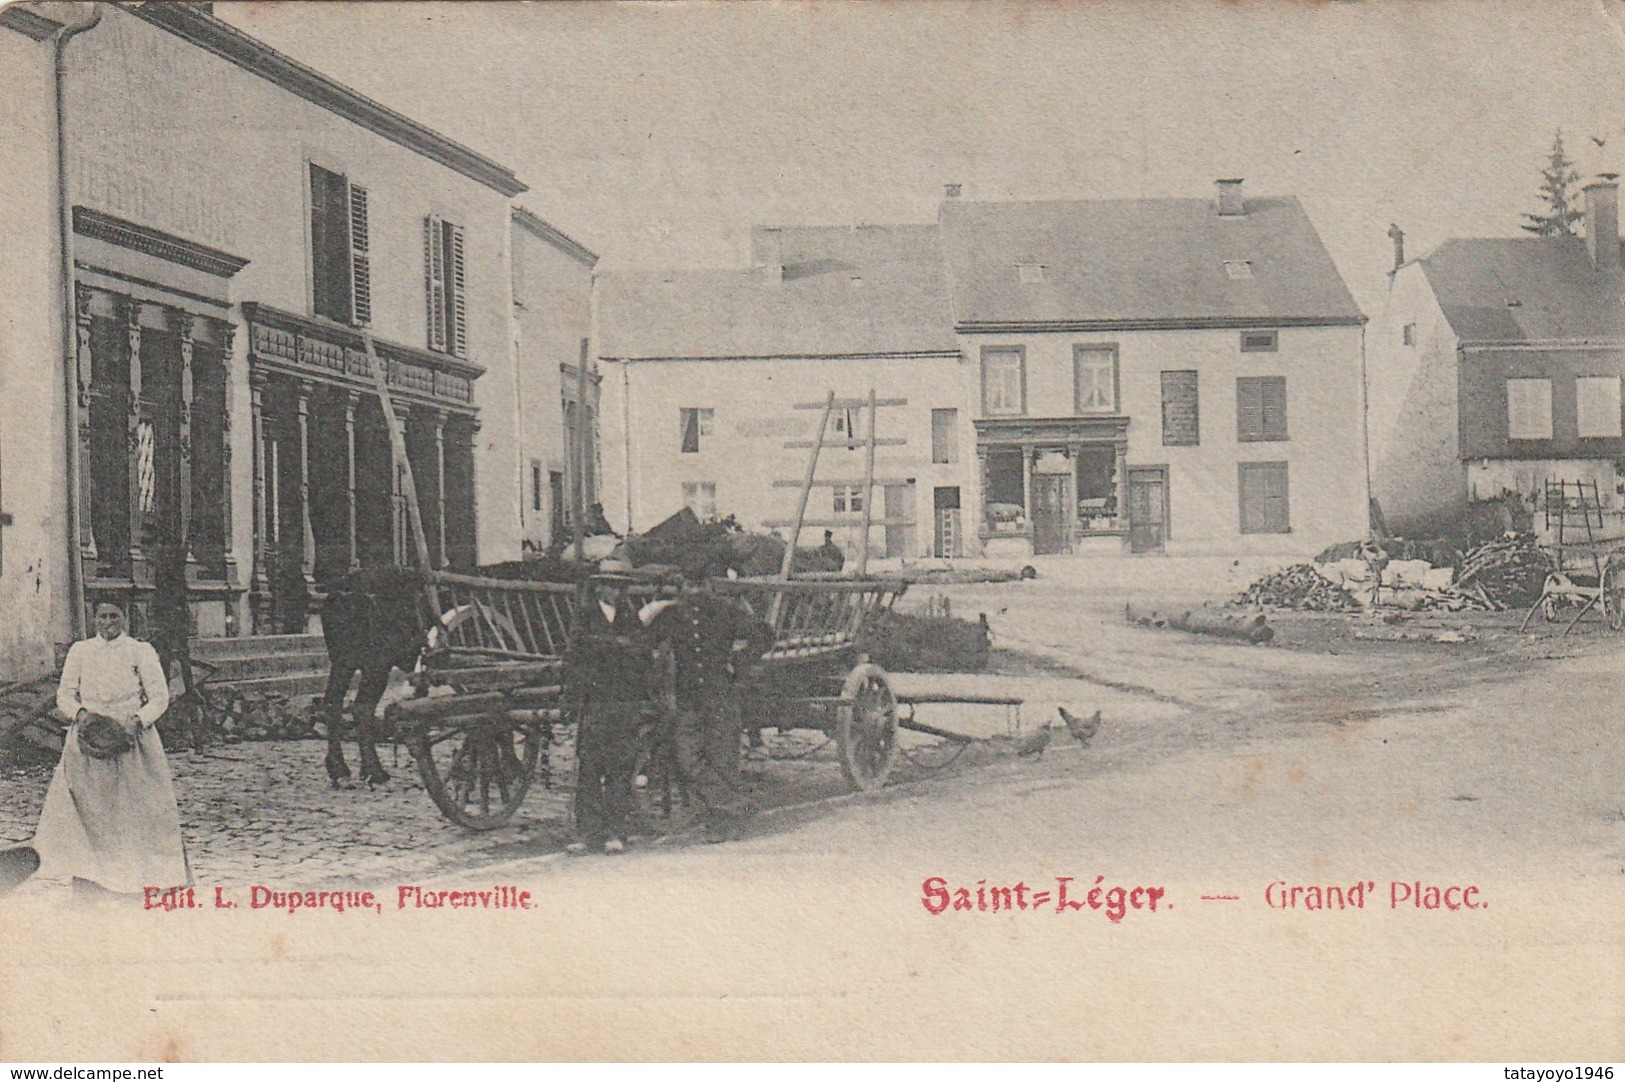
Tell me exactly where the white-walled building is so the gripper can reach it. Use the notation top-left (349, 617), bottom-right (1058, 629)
top-left (599, 182), bottom-right (1371, 560)
top-left (597, 225), bottom-right (966, 560)
top-left (1368, 177), bottom-right (1625, 538)
top-left (0, 3), bottom-right (587, 675)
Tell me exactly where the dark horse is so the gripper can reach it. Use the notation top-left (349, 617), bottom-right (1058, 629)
top-left (319, 566), bottom-right (437, 786)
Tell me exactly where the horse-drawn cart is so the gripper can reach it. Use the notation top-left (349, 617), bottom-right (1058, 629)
top-left (385, 570), bottom-right (909, 830)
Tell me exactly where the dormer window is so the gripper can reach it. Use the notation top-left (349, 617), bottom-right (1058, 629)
top-left (1223, 260), bottom-right (1254, 280)
top-left (1017, 263), bottom-right (1045, 284)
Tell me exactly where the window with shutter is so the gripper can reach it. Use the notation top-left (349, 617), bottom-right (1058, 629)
top-left (1238, 461), bottom-right (1290, 534)
top-left (931, 408), bottom-right (958, 464)
top-left (310, 163), bottom-right (353, 324)
top-left (1576, 376), bottom-right (1623, 438)
top-left (424, 217), bottom-right (469, 358)
top-left (424, 215), bottom-right (447, 353)
top-left (348, 184), bottom-right (370, 326)
top-left (1237, 376), bottom-right (1287, 441)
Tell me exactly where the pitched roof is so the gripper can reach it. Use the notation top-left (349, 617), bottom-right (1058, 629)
top-left (1418, 236), bottom-right (1625, 343)
top-left (940, 195), bottom-right (1363, 329)
top-left (597, 224), bottom-right (958, 360)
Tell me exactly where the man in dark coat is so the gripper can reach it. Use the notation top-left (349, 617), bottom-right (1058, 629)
top-left (564, 562), bottom-right (657, 854)
top-left (648, 565), bottom-right (777, 843)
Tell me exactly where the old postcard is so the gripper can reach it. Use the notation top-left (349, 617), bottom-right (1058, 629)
top-left (0, 0), bottom-right (1621, 1063)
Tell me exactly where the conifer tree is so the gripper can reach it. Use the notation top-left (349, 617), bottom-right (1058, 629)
top-left (1522, 130), bottom-right (1584, 236)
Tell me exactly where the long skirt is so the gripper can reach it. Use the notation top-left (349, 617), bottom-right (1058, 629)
top-left (33, 722), bottom-right (189, 894)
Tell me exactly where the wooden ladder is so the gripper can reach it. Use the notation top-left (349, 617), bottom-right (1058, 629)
top-left (761, 389), bottom-right (912, 594)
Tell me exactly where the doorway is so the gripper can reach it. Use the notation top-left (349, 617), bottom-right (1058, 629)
top-left (1032, 473), bottom-right (1071, 555)
top-left (1127, 467), bottom-right (1168, 554)
top-left (884, 483), bottom-right (916, 558)
top-left (932, 486), bottom-right (961, 558)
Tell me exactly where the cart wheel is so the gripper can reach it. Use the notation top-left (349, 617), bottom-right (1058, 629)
top-left (1605, 561), bottom-right (1625, 632)
top-left (836, 663), bottom-right (898, 792)
top-left (410, 705), bottom-right (546, 830)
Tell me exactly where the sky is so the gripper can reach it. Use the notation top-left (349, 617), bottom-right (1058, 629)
top-left (218, 0), bottom-right (1625, 315)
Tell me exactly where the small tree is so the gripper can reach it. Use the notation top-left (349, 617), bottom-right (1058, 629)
top-left (1523, 130), bottom-right (1585, 236)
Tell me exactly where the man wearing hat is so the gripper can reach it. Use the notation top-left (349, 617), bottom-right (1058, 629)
top-left (564, 559), bottom-right (660, 855)
top-left (648, 554), bottom-right (777, 843)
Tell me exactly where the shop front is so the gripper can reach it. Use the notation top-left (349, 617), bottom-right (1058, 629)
top-left (974, 417), bottom-right (1129, 557)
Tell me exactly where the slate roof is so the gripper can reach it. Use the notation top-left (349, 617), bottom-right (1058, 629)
top-left (596, 225), bottom-right (957, 360)
top-left (939, 195), bottom-right (1364, 329)
top-left (1419, 236), bottom-right (1625, 343)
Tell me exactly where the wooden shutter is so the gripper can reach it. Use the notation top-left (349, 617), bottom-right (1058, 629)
top-left (1239, 462), bottom-right (1290, 534)
top-left (448, 222), bottom-right (467, 358)
top-left (1260, 376), bottom-right (1287, 440)
top-left (1160, 370), bottom-right (1199, 446)
top-left (680, 408), bottom-right (699, 453)
top-left (310, 164), bottom-right (351, 323)
top-left (1237, 377), bottom-right (1286, 442)
top-left (424, 215), bottom-right (446, 352)
top-left (348, 183), bottom-right (371, 326)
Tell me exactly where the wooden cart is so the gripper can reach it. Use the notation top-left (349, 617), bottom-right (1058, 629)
top-left (385, 570), bottom-right (908, 829)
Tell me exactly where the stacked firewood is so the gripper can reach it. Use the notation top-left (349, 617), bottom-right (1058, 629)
top-left (1233, 564), bottom-right (1362, 612)
top-left (1455, 534), bottom-right (1552, 609)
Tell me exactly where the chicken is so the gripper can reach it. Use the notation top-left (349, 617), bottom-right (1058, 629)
top-left (1058, 706), bottom-right (1102, 746)
top-left (1013, 722), bottom-right (1052, 758)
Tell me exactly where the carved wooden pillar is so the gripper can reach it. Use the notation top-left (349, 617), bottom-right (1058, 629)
top-left (175, 311), bottom-right (196, 568)
top-left (429, 409), bottom-right (447, 569)
top-left (294, 380), bottom-right (316, 589)
top-left (976, 445), bottom-right (989, 537)
top-left (343, 391), bottom-right (359, 571)
top-left (392, 403), bottom-right (411, 566)
top-left (219, 321), bottom-right (237, 585)
top-left (1114, 442), bottom-right (1129, 529)
top-left (73, 285), bottom-right (96, 564)
top-left (249, 368), bottom-right (271, 633)
top-left (124, 298), bottom-right (145, 573)
top-left (1021, 443), bottom-right (1034, 529)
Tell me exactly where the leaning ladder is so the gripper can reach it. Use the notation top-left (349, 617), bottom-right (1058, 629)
top-left (760, 389), bottom-right (912, 619)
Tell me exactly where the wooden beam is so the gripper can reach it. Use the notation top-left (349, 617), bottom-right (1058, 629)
top-left (761, 517), bottom-right (916, 528)
top-left (771, 478), bottom-right (913, 489)
top-left (793, 397), bottom-right (908, 410)
top-left (784, 437), bottom-right (905, 449)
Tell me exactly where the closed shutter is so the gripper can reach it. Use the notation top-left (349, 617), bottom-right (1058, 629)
top-left (1260, 376), bottom-right (1287, 440)
top-left (424, 215), bottom-right (446, 352)
top-left (348, 183), bottom-right (371, 326)
top-left (1161, 370), bottom-right (1199, 446)
top-left (1239, 462), bottom-right (1290, 534)
top-left (448, 222), bottom-right (467, 358)
top-left (1237, 376), bottom-right (1287, 442)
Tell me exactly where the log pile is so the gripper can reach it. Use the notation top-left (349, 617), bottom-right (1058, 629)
top-left (1233, 564), bottom-right (1361, 612)
top-left (1455, 533), bottom-right (1552, 609)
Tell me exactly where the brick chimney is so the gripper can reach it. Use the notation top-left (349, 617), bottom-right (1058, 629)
top-left (752, 227), bottom-right (783, 279)
top-left (1387, 224), bottom-right (1405, 271)
top-left (1216, 178), bottom-right (1245, 217)
top-left (1584, 174), bottom-right (1619, 273)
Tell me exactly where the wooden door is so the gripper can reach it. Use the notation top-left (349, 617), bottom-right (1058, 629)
top-left (1127, 468), bottom-right (1167, 553)
top-left (1032, 473), bottom-right (1070, 555)
top-left (884, 483), bottom-right (915, 558)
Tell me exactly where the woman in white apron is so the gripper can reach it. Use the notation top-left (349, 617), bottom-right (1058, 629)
top-left (34, 600), bottom-right (189, 900)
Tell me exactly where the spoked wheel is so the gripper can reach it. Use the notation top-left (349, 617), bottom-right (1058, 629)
top-left (836, 663), bottom-right (899, 792)
top-left (411, 708), bottom-right (545, 830)
top-left (1605, 560), bottom-right (1625, 632)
